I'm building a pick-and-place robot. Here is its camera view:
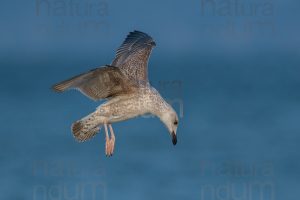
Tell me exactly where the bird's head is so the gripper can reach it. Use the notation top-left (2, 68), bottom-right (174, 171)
top-left (159, 107), bottom-right (179, 145)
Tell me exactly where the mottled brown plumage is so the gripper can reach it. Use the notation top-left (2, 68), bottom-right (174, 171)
top-left (53, 31), bottom-right (178, 156)
top-left (112, 31), bottom-right (156, 83)
top-left (52, 65), bottom-right (136, 101)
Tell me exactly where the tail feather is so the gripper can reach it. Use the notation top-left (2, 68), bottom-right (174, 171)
top-left (71, 113), bottom-right (101, 142)
top-left (72, 121), bottom-right (101, 142)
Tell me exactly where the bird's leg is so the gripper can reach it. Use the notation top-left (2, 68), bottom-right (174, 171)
top-left (104, 123), bottom-right (112, 156)
top-left (109, 124), bottom-right (116, 155)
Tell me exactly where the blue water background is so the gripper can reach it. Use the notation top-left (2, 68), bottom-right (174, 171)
top-left (0, 0), bottom-right (300, 199)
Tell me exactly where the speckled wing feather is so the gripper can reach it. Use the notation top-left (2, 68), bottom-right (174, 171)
top-left (111, 30), bottom-right (156, 83)
top-left (52, 65), bottom-right (136, 101)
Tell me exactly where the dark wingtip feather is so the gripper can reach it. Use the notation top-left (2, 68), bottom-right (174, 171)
top-left (124, 30), bottom-right (155, 46)
top-left (51, 77), bottom-right (77, 93)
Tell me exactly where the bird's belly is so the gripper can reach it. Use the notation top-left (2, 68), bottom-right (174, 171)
top-left (108, 111), bottom-right (144, 123)
top-left (99, 95), bottom-right (150, 123)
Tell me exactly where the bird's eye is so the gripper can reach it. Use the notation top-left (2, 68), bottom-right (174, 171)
top-left (174, 121), bottom-right (178, 125)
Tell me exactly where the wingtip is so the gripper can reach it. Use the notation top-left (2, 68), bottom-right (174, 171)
top-left (126, 30), bottom-right (155, 47)
top-left (132, 30), bottom-right (145, 34)
top-left (51, 77), bottom-right (77, 93)
top-left (128, 30), bottom-right (151, 38)
top-left (51, 84), bottom-right (65, 93)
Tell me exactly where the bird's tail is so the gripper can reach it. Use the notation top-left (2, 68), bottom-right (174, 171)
top-left (71, 112), bottom-right (102, 142)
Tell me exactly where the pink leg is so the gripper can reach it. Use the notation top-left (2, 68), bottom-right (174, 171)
top-left (104, 124), bottom-right (111, 156)
top-left (109, 124), bottom-right (116, 155)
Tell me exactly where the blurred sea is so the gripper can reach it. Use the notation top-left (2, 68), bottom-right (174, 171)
top-left (1, 51), bottom-right (299, 200)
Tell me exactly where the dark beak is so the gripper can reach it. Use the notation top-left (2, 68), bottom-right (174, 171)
top-left (172, 132), bottom-right (177, 145)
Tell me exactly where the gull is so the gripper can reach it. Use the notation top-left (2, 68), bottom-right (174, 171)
top-left (52, 30), bottom-right (179, 156)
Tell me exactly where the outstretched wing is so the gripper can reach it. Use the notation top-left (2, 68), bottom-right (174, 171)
top-left (112, 30), bottom-right (156, 83)
top-left (52, 65), bottom-right (136, 101)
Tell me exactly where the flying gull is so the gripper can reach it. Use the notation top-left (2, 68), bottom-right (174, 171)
top-left (52, 30), bottom-right (179, 156)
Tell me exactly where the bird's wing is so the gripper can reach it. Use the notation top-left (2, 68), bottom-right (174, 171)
top-left (111, 30), bottom-right (156, 84)
top-left (52, 65), bottom-right (136, 101)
